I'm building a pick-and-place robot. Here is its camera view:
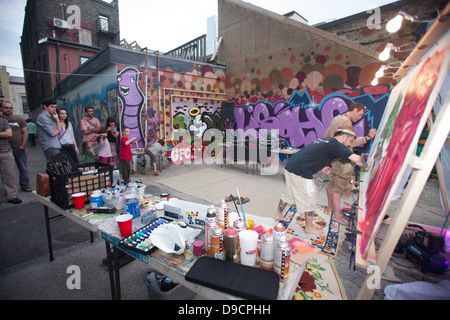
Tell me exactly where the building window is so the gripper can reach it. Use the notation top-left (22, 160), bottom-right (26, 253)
top-left (0, 85), bottom-right (3, 97)
top-left (80, 56), bottom-right (90, 65)
top-left (21, 96), bottom-right (28, 114)
top-left (99, 14), bottom-right (109, 32)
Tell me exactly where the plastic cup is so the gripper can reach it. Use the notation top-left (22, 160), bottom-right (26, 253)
top-left (239, 230), bottom-right (259, 266)
top-left (116, 214), bottom-right (133, 237)
top-left (72, 192), bottom-right (86, 210)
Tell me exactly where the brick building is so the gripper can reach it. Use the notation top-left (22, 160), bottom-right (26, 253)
top-left (20, 0), bottom-right (120, 118)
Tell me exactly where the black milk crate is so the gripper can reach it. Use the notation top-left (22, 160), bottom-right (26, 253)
top-left (47, 161), bottom-right (113, 209)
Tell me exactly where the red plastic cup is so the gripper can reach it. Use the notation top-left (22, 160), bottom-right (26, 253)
top-left (116, 214), bottom-right (133, 237)
top-left (72, 192), bottom-right (86, 210)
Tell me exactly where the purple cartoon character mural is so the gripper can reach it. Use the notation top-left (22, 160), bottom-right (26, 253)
top-left (118, 67), bottom-right (145, 148)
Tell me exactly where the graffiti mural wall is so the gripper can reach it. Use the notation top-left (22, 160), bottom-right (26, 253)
top-left (230, 84), bottom-right (389, 154)
top-left (117, 67), bottom-right (146, 148)
top-left (117, 63), bottom-right (227, 148)
top-left (58, 65), bottom-right (119, 144)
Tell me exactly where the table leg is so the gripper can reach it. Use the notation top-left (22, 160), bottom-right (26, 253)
top-left (44, 205), bottom-right (54, 261)
top-left (113, 246), bottom-right (121, 300)
top-left (105, 241), bottom-right (122, 300)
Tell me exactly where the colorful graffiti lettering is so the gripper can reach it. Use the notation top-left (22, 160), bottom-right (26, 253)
top-left (117, 67), bottom-right (145, 148)
top-left (231, 87), bottom-right (389, 152)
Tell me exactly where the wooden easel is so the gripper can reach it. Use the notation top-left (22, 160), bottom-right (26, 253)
top-left (357, 95), bottom-right (449, 300)
top-left (355, 5), bottom-right (450, 299)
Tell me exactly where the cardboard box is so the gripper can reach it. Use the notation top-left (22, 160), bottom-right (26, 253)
top-left (36, 173), bottom-right (50, 196)
top-left (163, 198), bottom-right (210, 228)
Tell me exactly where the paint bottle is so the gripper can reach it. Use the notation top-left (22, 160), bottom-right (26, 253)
top-left (260, 230), bottom-right (275, 271)
top-left (224, 227), bottom-right (239, 263)
top-left (210, 226), bottom-right (224, 260)
top-left (90, 190), bottom-right (103, 208)
top-left (205, 205), bottom-right (218, 254)
top-left (274, 235), bottom-right (291, 280)
top-left (161, 277), bottom-right (173, 292)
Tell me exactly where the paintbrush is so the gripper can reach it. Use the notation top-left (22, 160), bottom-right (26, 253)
top-left (236, 188), bottom-right (246, 223)
top-left (230, 194), bottom-right (241, 217)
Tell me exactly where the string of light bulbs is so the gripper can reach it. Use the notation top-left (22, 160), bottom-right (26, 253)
top-left (371, 8), bottom-right (439, 86)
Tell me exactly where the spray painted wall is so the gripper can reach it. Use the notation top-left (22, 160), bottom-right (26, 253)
top-left (58, 65), bottom-right (118, 145)
top-left (231, 85), bottom-right (389, 154)
top-left (218, 0), bottom-right (390, 152)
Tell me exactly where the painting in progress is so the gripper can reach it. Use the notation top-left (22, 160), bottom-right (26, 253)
top-left (358, 32), bottom-right (450, 260)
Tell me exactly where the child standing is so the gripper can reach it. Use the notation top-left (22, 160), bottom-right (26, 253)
top-left (97, 127), bottom-right (112, 164)
top-left (119, 126), bottom-right (137, 184)
top-left (82, 141), bottom-right (95, 163)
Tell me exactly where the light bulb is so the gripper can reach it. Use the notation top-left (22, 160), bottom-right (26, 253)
top-left (379, 43), bottom-right (394, 61)
top-left (386, 14), bottom-right (404, 33)
top-left (375, 65), bottom-right (386, 78)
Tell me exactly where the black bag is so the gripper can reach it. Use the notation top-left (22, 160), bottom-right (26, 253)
top-left (185, 256), bottom-right (280, 300)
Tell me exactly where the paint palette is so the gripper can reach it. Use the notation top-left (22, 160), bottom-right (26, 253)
top-left (118, 218), bottom-right (171, 255)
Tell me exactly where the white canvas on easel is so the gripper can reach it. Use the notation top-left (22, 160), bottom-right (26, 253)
top-left (355, 25), bottom-right (450, 299)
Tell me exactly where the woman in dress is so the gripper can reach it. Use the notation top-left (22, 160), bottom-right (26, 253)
top-left (57, 108), bottom-right (79, 164)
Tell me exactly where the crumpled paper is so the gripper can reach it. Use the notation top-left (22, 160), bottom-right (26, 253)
top-left (150, 222), bottom-right (201, 254)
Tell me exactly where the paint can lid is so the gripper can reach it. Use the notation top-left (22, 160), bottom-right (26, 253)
top-left (225, 227), bottom-right (237, 235)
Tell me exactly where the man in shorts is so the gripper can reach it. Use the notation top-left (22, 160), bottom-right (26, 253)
top-left (274, 126), bottom-right (368, 235)
top-left (323, 102), bottom-right (377, 225)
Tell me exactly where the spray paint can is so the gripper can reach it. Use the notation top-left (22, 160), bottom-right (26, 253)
top-left (233, 218), bottom-right (246, 233)
top-left (274, 236), bottom-right (291, 280)
top-left (205, 205), bottom-right (218, 254)
top-left (210, 226), bottom-right (224, 260)
top-left (217, 200), bottom-right (229, 229)
top-left (273, 222), bottom-right (286, 242)
top-left (260, 231), bottom-right (275, 271)
top-left (221, 200), bottom-right (230, 228)
top-left (233, 218), bottom-right (246, 259)
top-left (224, 227), bottom-right (239, 263)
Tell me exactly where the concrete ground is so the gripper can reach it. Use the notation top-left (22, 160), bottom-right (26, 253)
top-left (0, 141), bottom-right (448, 300)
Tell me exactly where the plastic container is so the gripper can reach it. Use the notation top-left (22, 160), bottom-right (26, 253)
top-left (155, 203), bottom-right (164, 218)
top-left (141, 208), bottom-right (156, 225)
top-left (102, 192), bottom-right (118, 208)
top-left (144, 270), bottom-right (197, 300)
top-left (137, 184), bottom-right (147, 199)
top-left (125, 184), bottom-right (140, 227)
top-left (90, 190), bottom-right (103, 208)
